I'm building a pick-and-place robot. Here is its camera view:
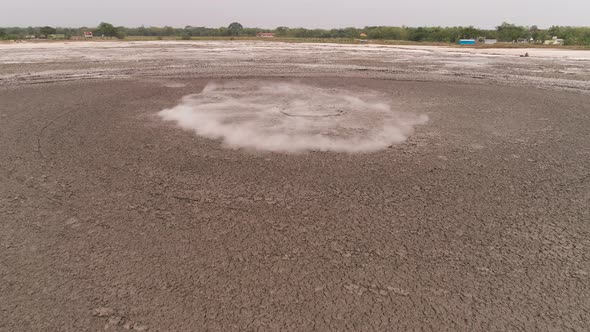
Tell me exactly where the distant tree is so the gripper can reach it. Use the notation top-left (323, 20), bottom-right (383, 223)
top-left (408, 27), bottom-right (427, 41)
top-left (137, 25), bottom-right (148, 36)
top-left (496, 22), bottom-right (528, 42)
top-left (0, 28), bottom-right (5, 38)
top-left (529, 25), bottom-right (541, 41)
top-left (214, 27), bottom-right (225, 36)
top-left (228, 22), bottom-right (243, 36)
top-left (114, 26), bottom-right (126, 39)
top-left (458, 26), bottom-right (480, 39)
top-left (40, 26), bottom-right (56, 37)
top-left (342, 27), bottom-right (360, 39)
top-left (162, 26), bottom-right (174, 36)
top-left (182, 26), bottom-right (193, 37)
top-left (96, 22), bottom-right (118, 37)
top-left (275, 26), bottom-right (289, 37)
top-left (548, 25), bottom-right (561, 38)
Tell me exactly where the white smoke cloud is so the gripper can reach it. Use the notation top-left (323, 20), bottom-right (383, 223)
top-left (158, 81), bottom-right (428, 153)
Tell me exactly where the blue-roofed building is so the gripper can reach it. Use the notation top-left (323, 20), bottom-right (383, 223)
top-left (459, 39), bottom-right (476, 45)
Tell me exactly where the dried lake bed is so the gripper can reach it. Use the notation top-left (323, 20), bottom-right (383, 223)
top-left (1, 41), bottom-right (589, 331)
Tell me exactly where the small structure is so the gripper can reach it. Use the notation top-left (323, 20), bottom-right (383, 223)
top-left (484, 38), bottom-right (497, 45)
top-left (256, 32), bottom-right (275, 38)
top-left (459, 39), bottom-right (476, 45)
top-left (359, 33), bottom-right (367, 38)
top-left (544, 36), bottom-right (564, 45)
top-left (84, 31), bottom-right (93, 38)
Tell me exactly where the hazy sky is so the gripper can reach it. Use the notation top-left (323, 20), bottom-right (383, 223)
top-left (1, 0), bottom-right (589, 28)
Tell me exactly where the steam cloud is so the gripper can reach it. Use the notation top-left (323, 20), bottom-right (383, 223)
top-left (158, 81), bottom-right (428, 153)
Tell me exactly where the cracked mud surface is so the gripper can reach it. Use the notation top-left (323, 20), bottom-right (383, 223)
top-left (1, 41), bottom-right (589, 331)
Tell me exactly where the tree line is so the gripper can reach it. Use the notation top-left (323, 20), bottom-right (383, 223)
top-left (1, 22), bottom-right (590, 46)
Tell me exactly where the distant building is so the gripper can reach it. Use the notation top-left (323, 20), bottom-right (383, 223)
top-left (256, 32), bottom-right (275, 38)
top-left (544, 36), bottom-right (564, 45)
top-left (459, 39), bottom-right (476, 45)
top-left (84, 31), bottom-right (93, 38)
top-left (484, 38), bottom-right (497, 44)
top-left (359, 33), bottom-right (367, 38)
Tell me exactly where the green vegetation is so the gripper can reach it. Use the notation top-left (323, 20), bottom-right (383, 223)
top-left (1, 22), bottom-right (590, 46)
top-left (95, 22), bottom-right (126, 39)
top-left (39, 26), bottom-right (57, 37)
top-left (228, 22), bottom-right (243, 36)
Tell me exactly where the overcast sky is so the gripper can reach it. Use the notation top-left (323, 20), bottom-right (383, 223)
top-left (1, 0), bottom-right (588, 28)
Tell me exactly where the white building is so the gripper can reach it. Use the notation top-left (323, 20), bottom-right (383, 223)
top-left (544, 36), bottom-right (564, 45)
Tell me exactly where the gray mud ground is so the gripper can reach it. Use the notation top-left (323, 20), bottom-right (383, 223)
top-left (1, 41), bottom-right (589, 331)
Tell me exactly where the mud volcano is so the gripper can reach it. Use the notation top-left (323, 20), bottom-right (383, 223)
top-left (158, 81), bottom-right (428, 153)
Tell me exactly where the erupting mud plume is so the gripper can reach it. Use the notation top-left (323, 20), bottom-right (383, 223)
top-left (158, 81), bottom-right (428, 153)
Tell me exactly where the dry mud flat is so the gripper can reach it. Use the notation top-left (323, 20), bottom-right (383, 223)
top-left (1, 41), bottom-right (589, 331)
